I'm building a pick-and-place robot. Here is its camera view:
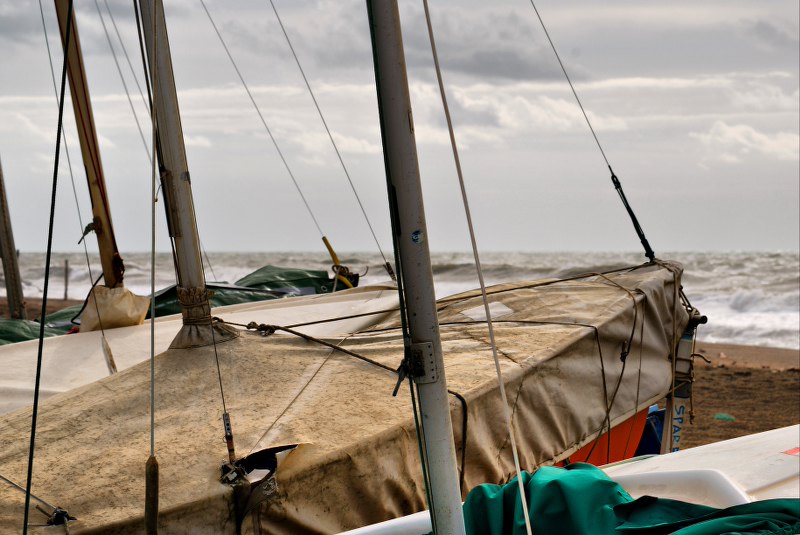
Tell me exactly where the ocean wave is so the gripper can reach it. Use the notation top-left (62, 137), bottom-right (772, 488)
top-left (3, 251), bottom-right (798, 349)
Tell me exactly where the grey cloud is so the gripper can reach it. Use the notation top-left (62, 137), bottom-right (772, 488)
top-left (399, 6), bottom-right (575, 82)
top-left (0, 0), bottom-right (49, 47)
top-left (743, 19), bottom-right (799, 51)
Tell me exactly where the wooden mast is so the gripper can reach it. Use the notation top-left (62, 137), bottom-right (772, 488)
top-left (138, 0), bottom-right (236, 348)
top-left (0, 155), bottom-right (26, 320)
top-left (367, 2), bottom-right (466, 533)
top-left (53, 0), bottom-right (124, 289)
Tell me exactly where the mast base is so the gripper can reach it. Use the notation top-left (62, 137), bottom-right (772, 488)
top-left (169, 286), bottom-right (239, 349)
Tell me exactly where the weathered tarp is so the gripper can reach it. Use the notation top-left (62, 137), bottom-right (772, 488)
top-left (0, 262), bottom-right (688, 534)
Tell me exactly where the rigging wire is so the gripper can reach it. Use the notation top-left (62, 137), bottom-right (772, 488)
top-left (93, 0), bottom-right (151, 160)
top-left (526, 0), bottom-right (655, 262)
top-left (104, 0), bottom-right (150, 113)
top-left (266, 0), bottom-right (391, 271)
top-left (420, 1), bottom-right (533, 533)
top-left (198, 0), bottom-right (324, 238)
top-left (23, 1), bottom-right (74, 532)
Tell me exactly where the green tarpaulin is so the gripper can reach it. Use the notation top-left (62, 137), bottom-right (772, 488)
top-left (454, 463), bottom-right (800, 535)
top-left (0, 266), bottom-right (337, 344)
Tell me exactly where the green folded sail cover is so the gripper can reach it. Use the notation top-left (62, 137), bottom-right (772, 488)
top-left (151, 265), bottom-right (337, 317)
top-left (455, 463), bottom-right (800, 535)
top-left (0, 266), bottom-right (337, 344)
top-left (234, 265), bottom-right (335, 294)
top-left (0, 318), bottom-right (69, 345)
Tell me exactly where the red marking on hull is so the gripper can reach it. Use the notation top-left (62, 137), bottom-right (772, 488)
top-left (558, 408), bottom-right (650, 466)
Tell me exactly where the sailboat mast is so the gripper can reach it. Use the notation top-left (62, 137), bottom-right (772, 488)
top-left (53, 0), bottom-right (124, 289)
top-left (0, 156), bottom-right (26, 320)
top-left (367, 2), bottom-right (466, 533)
top-left (138, 0), bottom-right (235, 347)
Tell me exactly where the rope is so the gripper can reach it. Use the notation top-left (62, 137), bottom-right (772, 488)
top-left (622, 313), bottom-right (647, 457)
top-left (226, 319), bottom-right (396, 373)
top-left (198, 0), bottom-right (324, 238)
top-left (23, 2), bottom-right (73, 532)
top-left (526, 0), bottom-right (655, 262)
top-left (1, 473), bottom-right (55, 511)
top-left (421, 2), bottom-right (532, 531)
top-left (267, 0), bottom-right (392, 273)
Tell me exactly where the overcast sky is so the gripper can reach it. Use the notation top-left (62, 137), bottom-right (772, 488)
top-left (0, 0), bottom-right (797, 256)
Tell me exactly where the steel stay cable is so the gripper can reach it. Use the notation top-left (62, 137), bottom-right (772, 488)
top-left (526, 0), bottom-right (655, 262)
top-left (23, 1), bottom-right (74, 532)
top-left (93, 0), bottom-right (151, 160)
top-left (198, 0), bottom-right (323, 237)
top-left (266, 0), bottom-right (390, 269)
top-left (104, 0), bottom-right (150, 113)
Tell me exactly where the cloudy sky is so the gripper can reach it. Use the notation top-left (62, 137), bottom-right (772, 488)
top-left (0, 0), bottom-right (797, 256)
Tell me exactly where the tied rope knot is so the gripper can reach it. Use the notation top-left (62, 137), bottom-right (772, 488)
top-left (176, 286), bottom-right (214, 325)
top-left (246, 322), bottom-right (276, 336)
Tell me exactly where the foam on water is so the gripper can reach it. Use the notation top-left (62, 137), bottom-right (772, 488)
top-left (3, 251), bottom-right (798, 350)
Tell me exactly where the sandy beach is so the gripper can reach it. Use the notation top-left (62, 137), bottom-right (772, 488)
top-left (1, 298), bottom-right (798, 450)
top-left (684, 342), bottom-right (799, 449)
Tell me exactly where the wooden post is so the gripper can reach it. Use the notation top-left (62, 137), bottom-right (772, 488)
top-left (64, 258), bottom-right (69, 300)
top-left (0, 155), bottom-right (27, 319)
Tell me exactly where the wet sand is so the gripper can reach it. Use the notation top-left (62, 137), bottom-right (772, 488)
top-left (683, 342), bottom-right (800, 449)
top-left (1, 299), bottom-right (798, 448)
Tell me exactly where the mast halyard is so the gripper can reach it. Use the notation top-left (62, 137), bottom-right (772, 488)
top-left (138, 0), bottom-right (236, 348)
top-left (54, 0), bottom-right (124, 290)
top-left (0, 155), bottom-right (26, 320)
top-left (367, 2), bottom-right (466, 533)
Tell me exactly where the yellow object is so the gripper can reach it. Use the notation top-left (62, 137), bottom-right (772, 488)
top-left (322, 236), bottom-right (354, 289)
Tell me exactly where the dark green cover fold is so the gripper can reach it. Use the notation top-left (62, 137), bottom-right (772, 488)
top-left (454, 463), bottom-right (800, 535)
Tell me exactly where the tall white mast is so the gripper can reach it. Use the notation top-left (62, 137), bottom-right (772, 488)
top-left (367, 2), bottom-right (466, 533)
top-left (138, 0), bottom-right (235, 348)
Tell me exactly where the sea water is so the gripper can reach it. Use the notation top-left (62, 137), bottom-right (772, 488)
top-left (4, 251), bottom-right (799, 350)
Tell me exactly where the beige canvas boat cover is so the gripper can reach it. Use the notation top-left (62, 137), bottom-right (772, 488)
top-left (0, 262), bottom-right (689, 534)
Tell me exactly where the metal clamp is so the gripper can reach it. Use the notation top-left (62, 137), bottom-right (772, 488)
top-left (411, 341), bottom-right (437, 384)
